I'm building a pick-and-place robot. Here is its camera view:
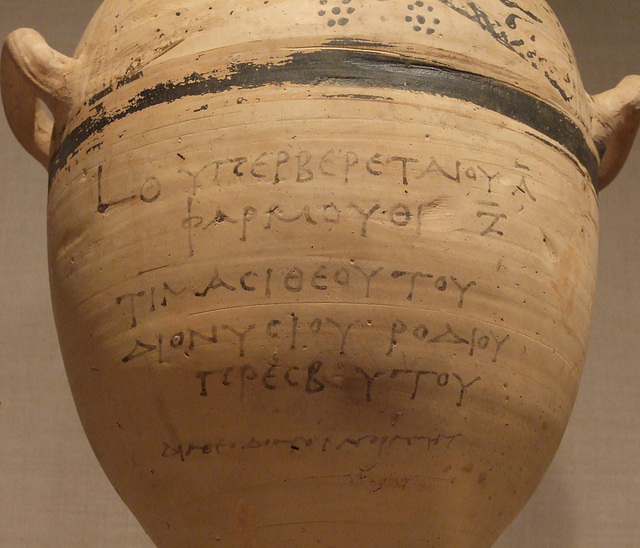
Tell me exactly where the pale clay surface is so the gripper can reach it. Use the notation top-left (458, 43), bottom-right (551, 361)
top-left (2, 1), bottom-right (640, 547)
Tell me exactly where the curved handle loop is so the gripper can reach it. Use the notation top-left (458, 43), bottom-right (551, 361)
top-left (1, 28), bottom-right (77, 168)
top-left (591, 75), bottom-right (640, 189)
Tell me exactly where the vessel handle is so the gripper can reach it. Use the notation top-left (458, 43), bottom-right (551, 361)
top-left (591, 75), bottom-right (640, 189)
top-left (1, 28), bottom-right (77, 168)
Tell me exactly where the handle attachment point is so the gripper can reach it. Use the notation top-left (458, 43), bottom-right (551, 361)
top-left (1, 28), bottom-right (77, 168)
top-left (591, 75), bottom-right (640, 189)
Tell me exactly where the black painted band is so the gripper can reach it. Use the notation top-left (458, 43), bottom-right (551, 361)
top-left (49, 48), bottom-right (599, 188)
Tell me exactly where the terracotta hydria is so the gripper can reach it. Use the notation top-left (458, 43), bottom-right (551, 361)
top-left (2, 0), bottom-right (640, 546)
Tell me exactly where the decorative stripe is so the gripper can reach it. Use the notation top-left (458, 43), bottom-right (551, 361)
top-left (49, 48), bottom-right (599, 188)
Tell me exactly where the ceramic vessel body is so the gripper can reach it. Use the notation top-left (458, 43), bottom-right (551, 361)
top-left (6, 1), bottom-right (640, 547)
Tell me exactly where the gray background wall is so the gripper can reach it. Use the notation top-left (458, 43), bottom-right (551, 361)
top-left (0, 1), bottom-right (638, 546)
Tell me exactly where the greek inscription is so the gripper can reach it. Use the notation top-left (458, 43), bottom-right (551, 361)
top-left (477, 165), bottom-right (502, 193)
top-left (349, 264), bottom-right (383, 298)
top-left (349, 203), bottom-right (381, 238)
top-left (296, 150), bottom-right (314, 183)
top-left (319, 149), bottom-right (359, 184)
top-left (97, 165), bottom-right (161, 213)
top-left (387, 156), bottom-right (419, 185)
top-left (195, 360), bottom-right (480, 405)
top-left (194, 269), bottom-right (237, 297)
top-left (417, 157), bottom-right (461, 183)
top-left (95, 149), bottom-right (535, 218)
top-left (115, 265), bottom-right (478, 329)
top-left (389, 203), bottom-right (412, 226)
top-left (366, 152), bottom-right (384, 176)
top-left (274, 150), bottom-right (290, 184)
top-left (386, 320), bottom-right (509, 363)
top-left (183, 196), bottom-right (201, 257)
top-left (183, 196), bottom-right (521, 250)
top-left (90, 149), bottom-right (540, 255)
top-left (202, 207), bottom-right (237, 231)
top-left (283, 267), bottom-right (304, 292)
top-left (178, 156), bottom-right (248, 194)
top-left (188, 325), bottom-right (218, 350)
top-left (116, 290), bottom-right (145, 328)
top-left (162, 431), bottom-right (461, 461)
top-left (477, 210), bottom-right (508, 236)
top-left (241, 206), bottom-right (258, 242)
top-left (220, 324), bottom-right (256, 358)
top-left (326, 318), bottom-right (359, 355)
top-left (265, 205), bottom-right (317, 228)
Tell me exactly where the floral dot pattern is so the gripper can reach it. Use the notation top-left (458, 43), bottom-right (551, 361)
top-left (318, 0), bottom-right (355, 27)
top-left (405, 2), bottom-right (441, 35)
